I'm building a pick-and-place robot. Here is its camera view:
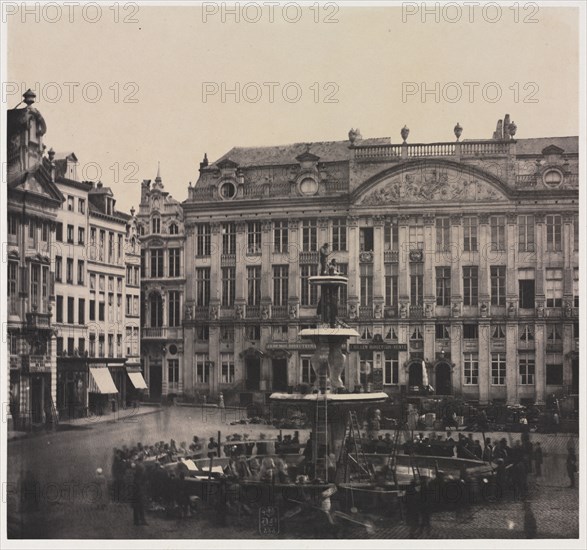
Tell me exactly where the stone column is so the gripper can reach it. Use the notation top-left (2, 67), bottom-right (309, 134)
top-left (478, 214), bottom-right (490, 307)
top-left (505, 323), bottom-right (519, 405)
top-left (288, 219), bottom-right (300, 302)
top-left (347, 216), bottom-right (359, 314)
top-left (318, 217), bottom-right (329, 252)
top-left (562, 213), bottom-right (574, 301)
top-left (505, 213), bottom-right (518, 307)
top-left (210, 223), bottom-right (222, 304)
top-left (534, 213), bottom-right (545, 299)
top-left (450, 214), bottom-right (463, 309)
top-left (450, 322), bottom-right (463, 397)
top-left (478, 320), bottom-right (490, 404)
top-left (208, 326), bottom-right (220, 397)
top-left (373, 215), bottom-right (385, 301)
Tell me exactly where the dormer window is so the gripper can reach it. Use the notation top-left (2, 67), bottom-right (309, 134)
top-left (169, 223), bottom-right (179, 235)
top-left (152, 217), bottom-right (161, 234)
top-left (105, 198), bottom-right (114, 216)
top-left (220, 181), bottom-right (236, 199)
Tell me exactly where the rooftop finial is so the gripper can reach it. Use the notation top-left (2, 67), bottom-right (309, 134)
top-left (156, 161), bottom-right (161, 181)
top-left (23, 89), bottom-right (36, 107)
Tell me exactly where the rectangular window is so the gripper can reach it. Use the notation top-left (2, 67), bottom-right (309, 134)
top-left (545, 268), bottom-right (563, 308)
top-left (152, 218), bottom-right (160, 234)
top-left (546, 361), bottom-right (563, 385)
top-left (408, 225), bottom-right (424, 251)
top-left (359, 227), bottom-right (374, 252)
top-left (519, 355), bottom-right (535, 385)
top-left (359, 351), bottom-right (373, 385)
top-left (8, 262), bottom-right (18, 304)
top-left (573, 268), bottom-right (579, 308)
top-left (490, 266), bottom-right (506, 306)
top-left (99, 230), bottom-right (105, 261)
top-left (464, 353), bottom-right (479, 385)
top-left (491, 353), bottom-right (506, 385)
top-left (78, 298), bottom-right (85, 325)
top-left (168, 359), bottom-right (179, 387)
top-left (301, 264), bottom-right (318, 306)
top-left (56, 223), bottom-right (63, 242)
top-left (384, 222), bottom-right (398, 251)
top-left (247, 222), bottom-right (262, 254)
top-left (195, 325), bottom-right (209, 341)
top-left (77, 260), bottom-right (84, 285)
top-left (220, 325), bottom-right (235, 342)
top-left (56, 295), bottom-right (63, 323)
top-left (574, 215), bottom-right (579, 251)
top-left (436, 217), bottom-right (450, 252)
top-left (221, 267), bottom-right (236, 307)
top-left (518, 268), bottom-right (535, 309)
top-left (30, 264), bottom-right (40, 307)
top-left (150, 249), bottom-right (164, 278)
top-left (78, 338), bottom-right (85, 354)
top-left (78, 227), bottom-right (85, 245)
top-left (55, 256), bottom-right (62, 282)
top-left (385, 264), bottom-right (398, 307)
top-left (67, 224), bottom-right (74, 244)
top-left (360, 263), bottom-right (373, 307)
top-left (546, 215), bottom-right (562, 252)
top-left (360, 326), bottom-right (373, 340)
top-left (67, 195), bottom-right (74, 211)
top-left (67, 297), bottom-right (74, 324)
top-left (89, 300), bottom-right (95, 321)
top-left (332, 218), bottom-right (347, 251)
top-left (108, 334), bottom-right (114, 357)
top-left (490, 216), bottom-right (506, 251)
top-left (463, 324), bottom-right (478, 339)
top-left (78, 198), bottom-right (85, 214)
top-left (492, 324), bottom-right (506, 339)
top-left (384, 351), bottom-right (399, 385)
top-left (108, 232), bottom-right (114, 263)
top-left (222, 222), bottom-right (236, 255)
top-left (519, 324), bottom-right (534, 343)
top-left (302, 220), bottom-right (317, 252)
top-left (436, 266), bottom-right (451, 306)
top-left (168, 248), bottom-right (181, 277)
top-left (247, 266), bottom-right (261, 306)
top-left (221, 353), bottom-right (235, 384)
top-left (117, 234), bottom-right (122, 261)
top-left (384, 326), bottom-right (398, 340)
top-left (338, 263), bottom-right (348, 306)
top-left (168, 290), bottom-right (181, 327)
top-left (463, 266), bottom-right (478, 306)
top-left (196, 224), bottom-right (211, 256)
top-left (8, 215), bottom-right (18, 236)
top-left (195, 354), bottom-right (210, 384)
top-left (463, 216), bottom-right (478, 252)
top-left (89, 334), bottom-right (96, 356)
top-left (518, 215), bottom-right (535, 252)
top-left (273, 265), bottom-right (289, 306)
top-left (66, 258), bottom-right (73, 284)
top-left (410, 263), bottom-right (424, 306)
top-left (98, 334), bottom-right (105, 357)
top-left (41, 221), bottom-right (49, 242)
top-left (301, 356), bottom-right (316, 385)
top-left (435, 323), bottom-right (450, 340)
top-left (67, 338), bottom-right (74, 355)
top-left (196, 267), bottom-right (210, 307)
top-left (56, 337), bottom-right (64, 355)
top-left (274, 220), bottom-right (289, 253)
top-left (245, 325), bottom-right (260, 341)
top-left (126, 295), bottom-right (132, 316)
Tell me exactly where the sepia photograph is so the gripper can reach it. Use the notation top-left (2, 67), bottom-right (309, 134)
top-left (1, 1), bottom-right (585, 548)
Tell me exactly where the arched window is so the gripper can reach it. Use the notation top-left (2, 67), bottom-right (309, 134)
top-left (169, 223), bottom-right (179, 235)
top-left (152, 217), bottom-right (161, 234)
top-left (149, 292), bottom-right (163, 327)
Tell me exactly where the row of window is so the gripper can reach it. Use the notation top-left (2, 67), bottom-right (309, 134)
top-left (191, 264), bottom-right (579, 310)
top-left (189, 215), bottom-right (579, 256)
top-left (55, 256), bottom-right (85, 285)
top-left (144, 291), bottom-right (182, 327)
top-left (141, 249), bottom-right (182, 278)
top-left (65, 195), bottom-right (86, 214)
top-left (56, 328), bottom-right (139, 357)
top-left (55, 223), bottom-right (86, 245)
top-left (162, 352), bottom-right (565, 388)
top-left (7, 262), bottom-right (50, 312)
top-left (7, 216), bottom-right (52, 245)
top-left (139, 218), bottom-right (180, 236)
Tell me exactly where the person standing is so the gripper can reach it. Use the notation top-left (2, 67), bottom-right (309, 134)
top-left (131, 461), bottom-right (148, 526)
top-left (566, 447), bottom-right (577, 488)
top-left (533, 443), bottom-right (543, 477)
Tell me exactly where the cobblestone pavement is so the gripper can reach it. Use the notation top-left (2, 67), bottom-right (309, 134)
top-left (6, 406), bottom-right (580, 539)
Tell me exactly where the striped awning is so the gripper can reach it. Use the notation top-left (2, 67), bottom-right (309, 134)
top-left (89, 367), bottom-right (118, 394)
top-left (127, 371), bottom-right (148, 390)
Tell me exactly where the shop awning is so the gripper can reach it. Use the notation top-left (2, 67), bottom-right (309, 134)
top-left (89, 367), bottom-right (118, 394)
top-left (127, 371), bottom-right (148, 390)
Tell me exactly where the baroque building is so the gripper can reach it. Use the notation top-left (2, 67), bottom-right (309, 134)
top-left (137, 168), bottom-right (186, 399)
top-left (138, 118), bottom-right (578, 408)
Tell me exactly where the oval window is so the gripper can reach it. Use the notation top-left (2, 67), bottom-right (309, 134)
top-left (543, 170), bottom-right (562, 188)
top-left (220, 181), bottom-right (236, 199)
top-left (299, 177), bottom-right (318, 196)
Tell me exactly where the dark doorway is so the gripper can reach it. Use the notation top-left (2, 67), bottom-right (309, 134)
top-left (272, 358), bottom-right (288, 391)
top-left (245, 356), bottom-right (261, 391)
top-left (149, 362), bottom-right (162, 399)
top-left (435, 362), bottom-right (452, 395)
top-left (30, 375), bottom-right (44, 424)
top-left (408, 361), bottom-right (423, 387)
top-left (571, 357), bottom-right (579, 395)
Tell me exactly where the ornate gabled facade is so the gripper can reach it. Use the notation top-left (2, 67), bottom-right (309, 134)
top-left (7, 90), bottom-right (64, 429)
top-left (175, 116), bottom-right (578, 407)
top-left (137, 167), bottom-right (186, 399)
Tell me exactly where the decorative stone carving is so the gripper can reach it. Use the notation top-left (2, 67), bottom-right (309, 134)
top-left (288, 219), bottom-right (300, 231)
top-left (317, 218), bottom-right (329, 230)
top-left (185, 304), bottom-right (193, 320)
top-left (398, 214), bottom-right (411, 226)
top-left (565, 300), bottom-right (573, 318)
top-left (235, 221), bottom-right (247, 233)
top-left (536, 302), bottom-right (545, 318)
top-left (374, 304), bottom-right (383, 319)
top-left (409, 249), bottom-right (423, 262)
top-left (289, 304), bottom-right (298, 319)
top-left (210, 222), bottom-right (221, 235)
top-left (400, 303), bottom-right (408, 319)
top-left (425, 304), bottom-right (433, 318)
top-left (348, 304), bottom-right (357, 320)
top-left (262, 221), bottom-right (273, 232)
top-left (506, 212), bottom-right (518, 224)
top-left (359, 168), bottom-right (506, 206)
top-left (235, 304), bottom-right (244, 319)
top-left (451, 302), bottom-right (461, 317)
top-left (534, 213), bottom-right (545, 224)
top-left (210, 306), bottom-right (219, 320)
top-left (450, 214), bottom-right (462, 226)
top-left (423, 213), bottom-right (435, 226)
top-left (480, 302), bottom-right (488, 317)
top-left (261, 306), bottom-right (270, 320)
top-left (359, 251), bottom-right (374, 263)
top-left (478, 213), bottom-right (490, 224)
top-left (373, 215), bottom-right (386, 227)
top-left (347, 215), bottom-right (359, 228)
top-left (508, 302), bottom-right (516, 317)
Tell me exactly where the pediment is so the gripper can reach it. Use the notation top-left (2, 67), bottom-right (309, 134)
top-left (357, 162), bottom-right (509, 205)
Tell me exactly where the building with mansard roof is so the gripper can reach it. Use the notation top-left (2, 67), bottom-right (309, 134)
top-left (140, 117), bottom-right (578, 408)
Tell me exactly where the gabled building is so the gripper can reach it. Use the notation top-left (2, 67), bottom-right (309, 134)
top-left (137, 167), bottom-right (185, 399)
top-left (7, 90), bottom-right (63, 429)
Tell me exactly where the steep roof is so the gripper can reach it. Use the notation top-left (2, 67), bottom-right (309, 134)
top-left (514, 136), bottom-right (578, 155)
top-left (210, 138), bottom-right (390, 167)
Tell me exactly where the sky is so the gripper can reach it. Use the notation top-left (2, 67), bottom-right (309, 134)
top-left (6, 3), bottom-right (580, 213)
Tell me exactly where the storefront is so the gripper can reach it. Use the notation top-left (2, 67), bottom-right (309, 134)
top-left (126, 363), bottom-right (148, 407)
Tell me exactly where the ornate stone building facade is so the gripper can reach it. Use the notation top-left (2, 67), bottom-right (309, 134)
top-left (142, 118), bottom-right (578, 407)
top-left (137, 168), bottom-right (186, 399)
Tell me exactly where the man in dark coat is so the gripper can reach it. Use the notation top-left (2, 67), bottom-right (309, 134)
top-left (131, 461), bottom-right (148, 526)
